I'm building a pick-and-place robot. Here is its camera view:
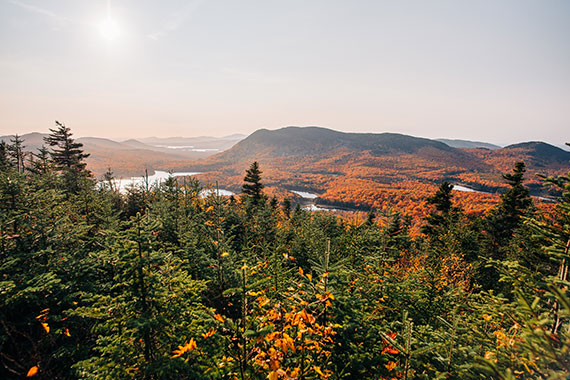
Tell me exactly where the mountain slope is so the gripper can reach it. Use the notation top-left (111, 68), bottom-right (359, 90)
top-left (503, 142), bottom-right (570, 163)
top-left (197, 126), bottom-right (481, 169)
top-left (189, 127), bottom-right (569, 212)
top-left (437, 138), bottom-right (501, 150)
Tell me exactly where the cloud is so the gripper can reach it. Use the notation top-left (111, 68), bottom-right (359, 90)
top-left (148, 0), bottom-right (204, 40)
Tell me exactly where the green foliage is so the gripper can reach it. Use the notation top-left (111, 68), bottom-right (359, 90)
top-left (1, 131), bottom-right (569, 379)
top-left (241, 161), bottom-right (264, 206)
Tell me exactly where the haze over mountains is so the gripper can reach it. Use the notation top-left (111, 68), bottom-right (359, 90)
top-left (0, 132), bottom-right (245, 177)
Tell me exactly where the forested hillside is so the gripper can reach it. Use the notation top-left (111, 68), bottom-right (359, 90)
top-left (1, 124), bottom-right (569, 379)
top-left (193, 127), bottom-right (569, 223)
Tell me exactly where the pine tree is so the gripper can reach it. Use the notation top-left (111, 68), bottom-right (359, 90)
top-left (44, 121), bottom-right (89, 172)
top-left (8, 134), bottom-right (25, 173)
top-left (44, 121), bottom-right (90, 193)
top-left (281, 197), bottom-right (292, 218)
top-left (421, 181), bottom-right (457, 239)
top-left (29, 146), bottom-right (51, 175)
top-left (0, 141), bottom-right (11, 172)
top-left (485, 161), bottom-right (533, 252)
top-left (241, 161), bottom-right (264, 205)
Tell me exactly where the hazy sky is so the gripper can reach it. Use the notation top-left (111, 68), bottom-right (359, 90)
top-left (0, 0), bottom-right (569, 145)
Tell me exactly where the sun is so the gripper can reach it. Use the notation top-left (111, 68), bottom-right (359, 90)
top-left (99, 17), bottom-right (120, 41)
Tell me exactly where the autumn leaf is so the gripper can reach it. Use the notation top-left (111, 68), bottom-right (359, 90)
top-left (313, 366), bottom-right (325, 377)
top-left (298, 267), bottom-right (304, 276)
top-left (171, 338), bottom-right (197, 358)
top-left (268, 371), bottom-right (278, 380)
top-left (26, 366), bottom-right (38, 377)
top-left (64, 328), bottom-right (71, 337)
top-left (41, 322), bottom-right (49, 334)
top-left (202, 328), bottom-right (216, 339)
top-left (214, 314), bottom-right (225, 323)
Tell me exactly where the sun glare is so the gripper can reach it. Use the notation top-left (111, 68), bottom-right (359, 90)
top-left (99, 17), bottom-right (120, 41)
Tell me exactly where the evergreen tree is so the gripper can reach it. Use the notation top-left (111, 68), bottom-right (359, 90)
top-left (421, 181), bottom-right (457, 240)
top-left (44, 121), bottom-right (89, 172)
top-left (8, 134), bottom-right (25, 173)
top-left (478, 162), bottom-right (535, 292)
top-left (281, 197), bottom-right (292, 218)
top-left (44, 121), bottom-right (90, 193)
top-left (241, 161), bottom-right (264, 205)
top-left (0, 141), bottom-right (11, 172)
top-left (29, 145), bottom-right (51, 175)
top-left (485, 161), bottom-right (533, 250)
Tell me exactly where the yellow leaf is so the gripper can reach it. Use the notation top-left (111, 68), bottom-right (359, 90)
top-left (206, 205), bottom-right (214, 212)
top-left (214, 314), bottom-right (225, 323)
top-left (202, 328), bottom-right (216, 339)
top-left (306, 273), bottom-right (312, 282)
top-left (298, 267), bottom-right (304, 276)
top-left (171, 338), bottom-right (197, 358)
top-left (313, 366), bottom-right (325, 376)
top-left (221, 252), bottom-right (230, 258)
top-left (268, 371), bottom-right (278, 380)
top-left (41, 322), bottom-right (49, 334)
top-left (385, 361), bottom-right (397, 371)
top-left (64, 328), bottom-right (71, 337)
top-left (26, 366), bottom-right (38, 377)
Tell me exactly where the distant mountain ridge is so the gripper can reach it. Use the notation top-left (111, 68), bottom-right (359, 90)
top-left (199, 126), bottom-right (477, 167)
top-left (197, 126), bottom-right (569, 168)
top-left (504, 142), bottom-right (570, 162)
top-left (437, 138), bottom-right (501, 150)
top-left (1, 128), bottom-right (568, 182)
top-left (0, 132), bottom-right (242, 177)
top-left (189, 126), bottom-right (570, 203)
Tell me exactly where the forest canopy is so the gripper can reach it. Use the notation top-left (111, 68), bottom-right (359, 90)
top-left (0, 126), bottom-right (569, 379)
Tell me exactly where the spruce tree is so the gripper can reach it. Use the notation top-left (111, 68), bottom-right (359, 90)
top-left (44, 121), bottom-right (89, 172)
top-left (421, 181), bottom-right (457, 240)
top-left (485, 161), bottom-right (533, 252)
top-left (0, 141), bottom-right (10, 172)
top-left (29, 146), bottom-right (51, 175)
top-left (44, 121), bottom-right (90, 193)
top-left (8, 134), bottom-right (25, 173)
top-left (241, 161), bottom-right (264, 205)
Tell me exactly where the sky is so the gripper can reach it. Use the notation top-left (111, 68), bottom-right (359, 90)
top-left (0, 0), bottom-right (569, 145)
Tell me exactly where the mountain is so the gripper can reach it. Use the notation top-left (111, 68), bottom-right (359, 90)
top-left (0, 132), bottom-right (46, 152)
top-left (139, 134), bottom-right (245, 151)
top-left (0, 132), bottom-right (248, 177)
top-left (188, 126), bottom-right (569, 214)
top-left (437, 138), bottom-right (501, 150)
top-left (503, 142), bottom-right (570, 163)
top-left (466, 141), bottom-right (570, 175)
top-left (197, 126), bottom-right (481, 169)
top-left (76, 137), bottom-right (128, 150)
